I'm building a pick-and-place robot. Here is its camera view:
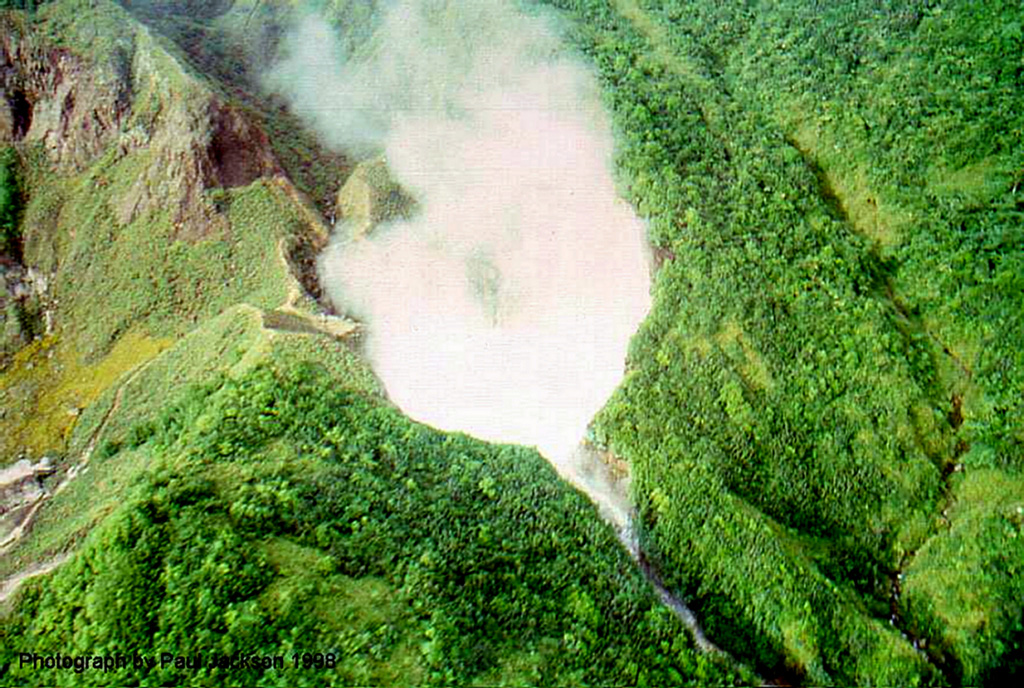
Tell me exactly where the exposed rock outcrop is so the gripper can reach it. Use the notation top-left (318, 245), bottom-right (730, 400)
top-left (1, 264), bottom-right (51, 361)
top-left (1, 12), bottom-right (128, 169)
top-left (336, 155), bottom-right (416, 240)
top-left (1, 5), bottom-right (281, 241)
top-left (0, 456), bottom-right (54, 544)
top-left (112, 92), bottom-right (281, 239)
top-left (0, 87), bottom-right (17, 141)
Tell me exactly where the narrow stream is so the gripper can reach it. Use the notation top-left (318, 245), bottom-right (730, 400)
top-left (565, 444), bottom-right (720, 653)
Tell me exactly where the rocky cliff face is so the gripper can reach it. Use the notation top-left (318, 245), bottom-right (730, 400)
top-left (0, 456), bottom-right (53, 547)
top-left (0, 0), bottom-right (334, 461)
top-left (0, 0), bottom-right (294, 371)
top-left (1, 3), bottom-right (280, 240)
top-left (110, 92), bottom-right (281, 240)
top-left (0, 9), bottom-right (134, 170)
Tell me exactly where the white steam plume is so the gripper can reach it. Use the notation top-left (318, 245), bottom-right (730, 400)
top-left (266, 1), bottom-right (651, 478)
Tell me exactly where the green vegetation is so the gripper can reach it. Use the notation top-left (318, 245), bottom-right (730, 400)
top-left (77, 304), bottom-right (381, 460)
top-left (0, 148), bottom-right (20, 257)
top-left (2, 0), bottom-right (1020, 685)
top-left (0, 1), bottom-right (46, 10)
top-left (0, 147), bottom-right (31, 360)
top-left (0, 331), bottom-right (172, 460)
top-left (542, 0), bottom-right (1023, 683)
top-left (902, 469), bottom-right (1024, 684)
top-left (1, 0), bottom-right (333, 461)
top-left (37, 157), bottom-right (292, 359)
top-left (2, 156), bottom-right (307, 457)
top-left (0, 306), bottom-right (376, 581)
top-left (1, 364), bottom-right (747, 687)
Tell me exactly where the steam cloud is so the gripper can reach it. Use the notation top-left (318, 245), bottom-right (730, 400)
top-left (266, 0), bottom-right (651, 475)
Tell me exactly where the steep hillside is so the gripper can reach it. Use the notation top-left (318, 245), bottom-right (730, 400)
top-left (0, 0), bottom-right (372, 572)
top-left (0, 0), bottom-right (337, 463)
top-left (2, 361), bottom-right (745, 687)
top-left (1, 0), bottom-right (1021, 686)
top-left (0, 2), bottom-right (743, 685)
top-left (544, 0), bottom-right (1023, 684)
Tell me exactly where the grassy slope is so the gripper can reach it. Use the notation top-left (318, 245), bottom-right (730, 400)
top-left (1, 0), bottom-right (355, 566)
top-left (1, 0), bottom-right (370, 587)
top-left (0, 305), bottom-right (379, 581)
top-left (543, 0), bottom-right (1023, 684)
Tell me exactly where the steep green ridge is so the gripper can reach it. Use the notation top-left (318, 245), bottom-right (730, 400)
top-left (1, 2), bottom-right (747, 685)
top-left (2, 0), bottom-right (1021, 686)
top-left (1, 0), bottom-right (362, 563)
top-left (2, 363), bottom-right (745, 687)
top-left (543, 0), bottom-right (1023, 684)
top-left (0, 305), bottom-right (378, 582)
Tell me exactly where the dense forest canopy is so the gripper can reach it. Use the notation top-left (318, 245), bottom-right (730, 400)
top-left (1, 0), bottom-right (1021, 686)
top-left (543, 0), bottom-right (1022, 683)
